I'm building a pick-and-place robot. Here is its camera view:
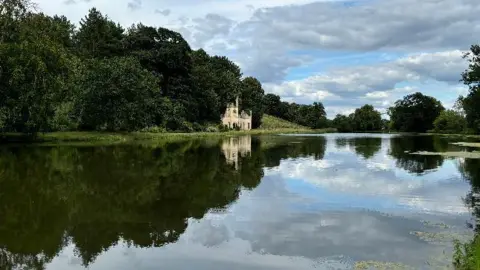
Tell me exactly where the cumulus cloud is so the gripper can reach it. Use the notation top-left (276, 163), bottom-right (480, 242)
top-left (175, 0), bottom-right (478, 83)
top-left (155, 9), bottom-right (171, 16)
top-left (62, 0), bottom-right (90, 4)
top-left (36, 0), bottom-right (478, 113)
top-left (127, 0), bottom-right (142, 11)
top-left (263, 50), bottom-right (467, 116)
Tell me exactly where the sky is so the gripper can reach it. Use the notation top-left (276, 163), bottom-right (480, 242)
top-left (35, 0), bottom-right (479, 118)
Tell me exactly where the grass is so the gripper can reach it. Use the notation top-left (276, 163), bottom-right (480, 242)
top-left (0, 114), bottom-right (338, 144)
top-left (453, 236), bottom-right (480, 270)
top-left (426, 132), bottom-right (480, 141)
top-left (0, 127), bottom-right (335, 145)
top-left (260, 114), bottom-right (309, 130)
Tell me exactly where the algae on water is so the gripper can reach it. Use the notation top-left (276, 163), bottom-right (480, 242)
top-left (410, 151), bottom-right (480, 159)
top-left (354, 260), bottom-right (414, 270)
top-left (450, 142), bottom-right (480, 148)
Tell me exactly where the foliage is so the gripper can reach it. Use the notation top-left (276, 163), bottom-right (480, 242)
top-left (352, 104), bottom-right (382, 132)
top-left (75, 57), bottom-right (159, 131)
top-left (461, 45), bottom-right (480, 134)
top-left (0, 2), bottom-right (333, 134)
top-left (240, 77), bottom-right (265, 128)
top-left (388, 92), bottom-right (445, 132)
top-left (263, 93), bottom-right (328, 129)
top-left (433, 110), bottom-right (467, 134)
top-left (453, 237), bottom-right (480, 270)
top-left (0, 33), bottom-right (74, 133)
top-left (331, 105), bottom-right (382, 133)
top-left (74, 8), bottom-right (124, 58)
top-left (332, 114), bottom-right (354, 132)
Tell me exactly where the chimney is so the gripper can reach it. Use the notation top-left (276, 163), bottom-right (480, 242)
top-left (236, 96), bottom-right (239, 109)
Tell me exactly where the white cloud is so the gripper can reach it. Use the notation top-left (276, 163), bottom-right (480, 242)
top-left (33, 0), bottom-right (477, 112)
top-left (264, 50), bottom-right (466, 117)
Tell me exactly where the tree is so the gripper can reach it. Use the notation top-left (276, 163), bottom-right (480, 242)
top-left (263, 93), bottom-right (282, 117)
top-left (433, 110), bottom-right (467, 134)
top-left (240, 77), bottom-right (265, 128)
top-left (75, 57), bottom-right (159, 131)
top-left (0, 0), bottom-right (35, 43)
top-left (352, 104), bottom-right (382, 131)
top-left (461, 45), bottom-right (480, 133)
top-left (0, 11), bottom-right (76, 133)
top-left (332, 114), bottom-right (354, 132)
top-left (74, 8), bottom-right (124, 58)
top-left (388, 92), bottom-right (444, 132)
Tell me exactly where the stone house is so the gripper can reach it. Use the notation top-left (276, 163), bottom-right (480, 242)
top-left (221, 97), bottom-right (252, 130)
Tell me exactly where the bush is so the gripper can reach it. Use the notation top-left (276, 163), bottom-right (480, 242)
top-left (140, 126), bottom-right (167, 133)
top-left (205, 126), bottom-right (219, 132)
top-left (433, 110), bottom-right (467, 134)
top-left (49, 102), bottom-right (78, 131)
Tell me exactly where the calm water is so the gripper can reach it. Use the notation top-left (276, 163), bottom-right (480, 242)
top-left (0, 134), bottom-right (479, 269)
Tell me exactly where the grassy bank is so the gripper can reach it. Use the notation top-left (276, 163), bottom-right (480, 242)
top-left (0, 128), bottom-right (335, 144)
top-left (260, 114), bottom-right (309, 130)
top-left (426, 132), bottom-right (480, 141)
top-left (454, 236), bottom-right (480, 270)
top-left (0, 114), bottom-right (337, 144)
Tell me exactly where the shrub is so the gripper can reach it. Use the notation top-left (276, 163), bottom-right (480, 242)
top-left (433, 110), bottom-right (467, 134)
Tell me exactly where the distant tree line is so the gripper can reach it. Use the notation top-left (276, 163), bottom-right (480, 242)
top-left (330, 44), bottom-right (480, 134)
top-left (0, 0), bottom-right (329, 134)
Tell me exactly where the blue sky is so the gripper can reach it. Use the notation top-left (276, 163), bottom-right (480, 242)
top-left (36, 0), bottom-right (478, 118)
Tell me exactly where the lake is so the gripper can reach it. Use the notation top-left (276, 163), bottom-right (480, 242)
top-left (0, 133), bottom-right (478, 269)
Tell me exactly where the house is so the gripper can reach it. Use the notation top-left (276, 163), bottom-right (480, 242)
top-left (221, 97), bottom-right (252, 130)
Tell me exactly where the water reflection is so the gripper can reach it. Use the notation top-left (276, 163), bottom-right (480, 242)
top-left (389, 135), bottom-right (447, 174)
top-left (334, 136), bottom-right (382, 159)
top-left (0, 134), bottom-right (476, 269)
top-left (222, 136), bottom-right (252, 170)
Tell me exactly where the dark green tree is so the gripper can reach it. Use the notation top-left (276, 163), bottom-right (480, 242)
top-left (74, 8), bottom-right (125, 58)
top-left (0, 19), bottom-right (76, 133)
top-left (352, 104), bottom-right (382, 132)
top-left (263, 93), bottom-right (282, 117)
top-left (433, 110), bottom-right (467, 133)
top-left (240, 77), bottom-right (265, 128)
top-left (332, 114), bottom-right (354, 132)
top-left (461, 44), bottom-right (480, 133)
top-left (76, 57), bottom-right (159, 131)
top-left (0, 0), bottom-right (34, 43)
top-left (388, 92), bottom-right (444, 132)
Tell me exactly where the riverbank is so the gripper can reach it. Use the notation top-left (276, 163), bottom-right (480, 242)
top-left (0, 128), bottom-right (336, 144)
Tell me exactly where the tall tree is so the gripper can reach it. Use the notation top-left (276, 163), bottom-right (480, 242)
top-left (352, 104), bottom-right (382, 132)
top-left (0, 0), bottom-right (34, 43)
top-left (75, 57), bottom-right (159, 131)
top-left (0, 10), bottom-right (76, 133)
top-left (240, 77), bottom-right (265, 128)
top-left (74, 8), bottom-right (124, 58)
top-left (388, 92), bottom-right (444, 132)
top-left (461, 44), bottom-right (480, 133)
top-left (332, 114), bottom-right (354, 132)
top-left (263, 93), bottom-right (282, 117)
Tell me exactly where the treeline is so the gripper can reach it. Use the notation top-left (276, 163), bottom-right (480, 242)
top-left (331, 44), bottom-right (480, 135)
top-left (0, 0), bottom-right (329, 134)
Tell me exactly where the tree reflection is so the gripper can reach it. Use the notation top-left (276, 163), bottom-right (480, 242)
top-left (459, 159), bottom-right (480, 232)
top-left (0, 139), bottom-right (264, 269)
top-left (260, 136), bottom-right (327, 168)
top-left (334, 137), bottom-right (382, 159)
top-left (388, 136), bottom-right (446, 174)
